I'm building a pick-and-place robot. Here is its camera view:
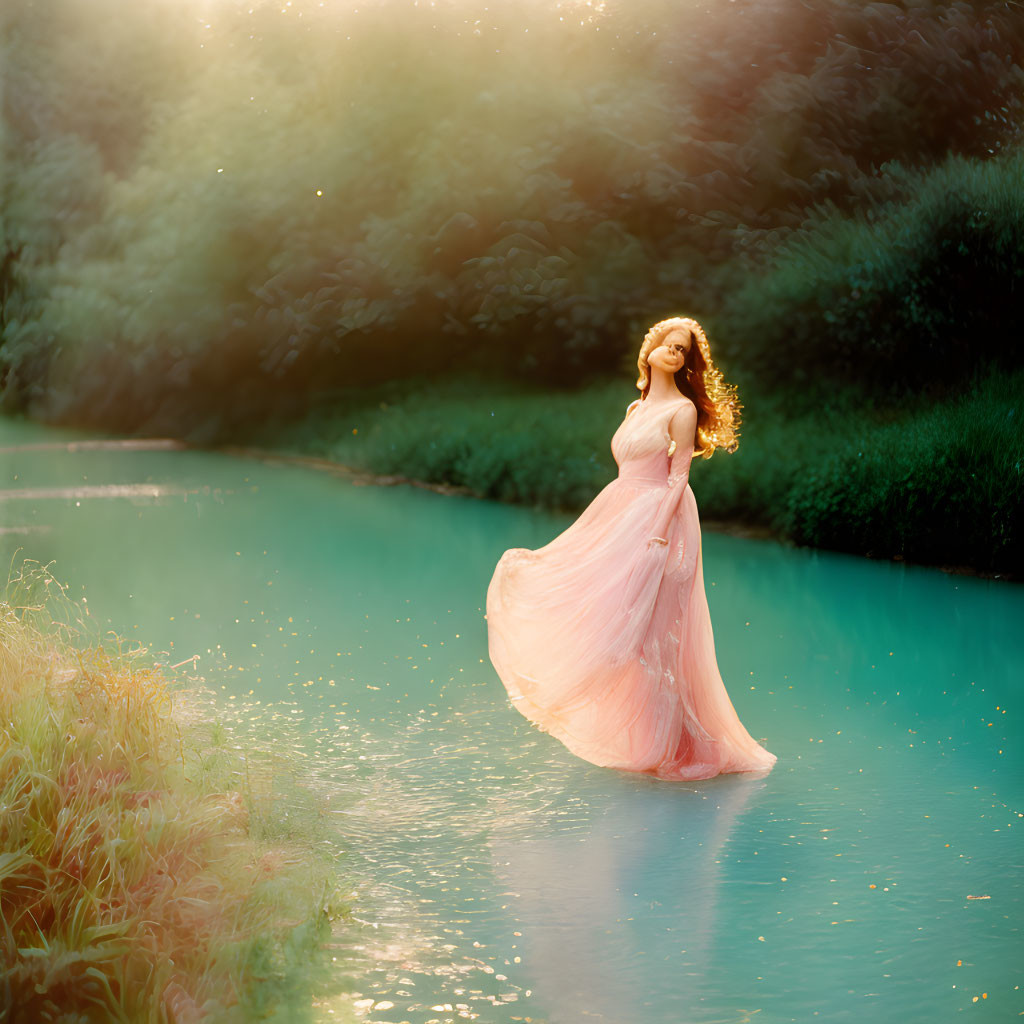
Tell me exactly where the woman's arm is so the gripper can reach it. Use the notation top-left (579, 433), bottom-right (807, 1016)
top-left (668, 402), bottom-right (698, 466)
top-left (648, 401), bottom-right (699, 546)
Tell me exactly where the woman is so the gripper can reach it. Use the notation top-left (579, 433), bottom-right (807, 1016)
top-left (486, 317), bottom-right (777, 780)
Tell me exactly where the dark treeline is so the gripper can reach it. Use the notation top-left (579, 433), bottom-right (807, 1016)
top-left (1, 0), bottom-right (1022, 437)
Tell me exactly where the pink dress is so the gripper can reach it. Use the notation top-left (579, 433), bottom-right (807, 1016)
top-left (486, 394), bottom-right (777, 780)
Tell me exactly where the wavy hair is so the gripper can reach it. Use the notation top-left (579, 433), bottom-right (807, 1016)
top-left (636, 317), bottom-right (742, 458)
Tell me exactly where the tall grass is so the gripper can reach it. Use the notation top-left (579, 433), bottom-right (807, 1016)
top-left (778, 365), bottom-right (1023, 575)
top-left (261, 375), bottom-right (629, 510)
top-left (0, 564), bottom-right (350, 1022)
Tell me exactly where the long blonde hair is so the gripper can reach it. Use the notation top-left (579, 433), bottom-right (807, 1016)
top-left (636, 317), bottom-right (742, 458)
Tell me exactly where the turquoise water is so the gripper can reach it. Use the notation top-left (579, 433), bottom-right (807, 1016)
top-left (2, 417), bottom-right (1022, 1023)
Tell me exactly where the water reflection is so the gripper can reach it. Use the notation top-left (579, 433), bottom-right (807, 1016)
top-left (490, 774), bottom-right (768, 1024)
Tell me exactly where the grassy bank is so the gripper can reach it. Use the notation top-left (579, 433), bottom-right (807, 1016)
top-left (0, 565), bottom-right (351, 1022)
top-left (260, 365), bottom-right (1023, 578)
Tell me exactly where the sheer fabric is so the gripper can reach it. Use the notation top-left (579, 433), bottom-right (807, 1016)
top-left (486, 395), bottom-right (777, 780)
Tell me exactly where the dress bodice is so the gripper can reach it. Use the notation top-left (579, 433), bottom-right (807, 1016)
top-left (610, 396), bottom-right (693, 487)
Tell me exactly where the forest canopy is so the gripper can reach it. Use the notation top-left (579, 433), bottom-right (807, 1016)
top-left (1, 0), bottom-right (1021, 437)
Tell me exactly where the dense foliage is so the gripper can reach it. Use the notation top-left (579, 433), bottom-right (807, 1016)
top-left (1, 0), bottom-right (1021, 436)
top-left (780, 366), bottom-right (1022, 574)
top-left (715, 150), bottom-right (1024, 407)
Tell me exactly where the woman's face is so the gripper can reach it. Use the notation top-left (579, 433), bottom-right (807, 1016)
top-left (647, 328), bottom-right (692, 375)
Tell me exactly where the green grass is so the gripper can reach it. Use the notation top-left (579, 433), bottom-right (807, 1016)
top-left (263, 375), bottom-right (632, 511)
top-left (0, 563), bottom-right (354, 1022)
top-left (777, 369), bottom-right (1022, 574)
top-left (262, 365), bottom-right (1023, 576)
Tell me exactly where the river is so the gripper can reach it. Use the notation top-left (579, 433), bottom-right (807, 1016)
top-left (1, 415), bottom-right (1021, 1023)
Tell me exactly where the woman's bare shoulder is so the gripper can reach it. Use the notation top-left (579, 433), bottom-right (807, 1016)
top-left (625, 398), bottom-right (642, 416)
top-left (668, 397), bottom-right (697, 433)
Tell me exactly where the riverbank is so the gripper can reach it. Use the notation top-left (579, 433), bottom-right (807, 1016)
top-left (251, 366), bottom-right (1023, 580)
top-left (0, 564), bottom-right (352, 1022)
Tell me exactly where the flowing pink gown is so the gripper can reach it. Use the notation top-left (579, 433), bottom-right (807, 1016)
top-left (486, 394), bottom-right (777, 780)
